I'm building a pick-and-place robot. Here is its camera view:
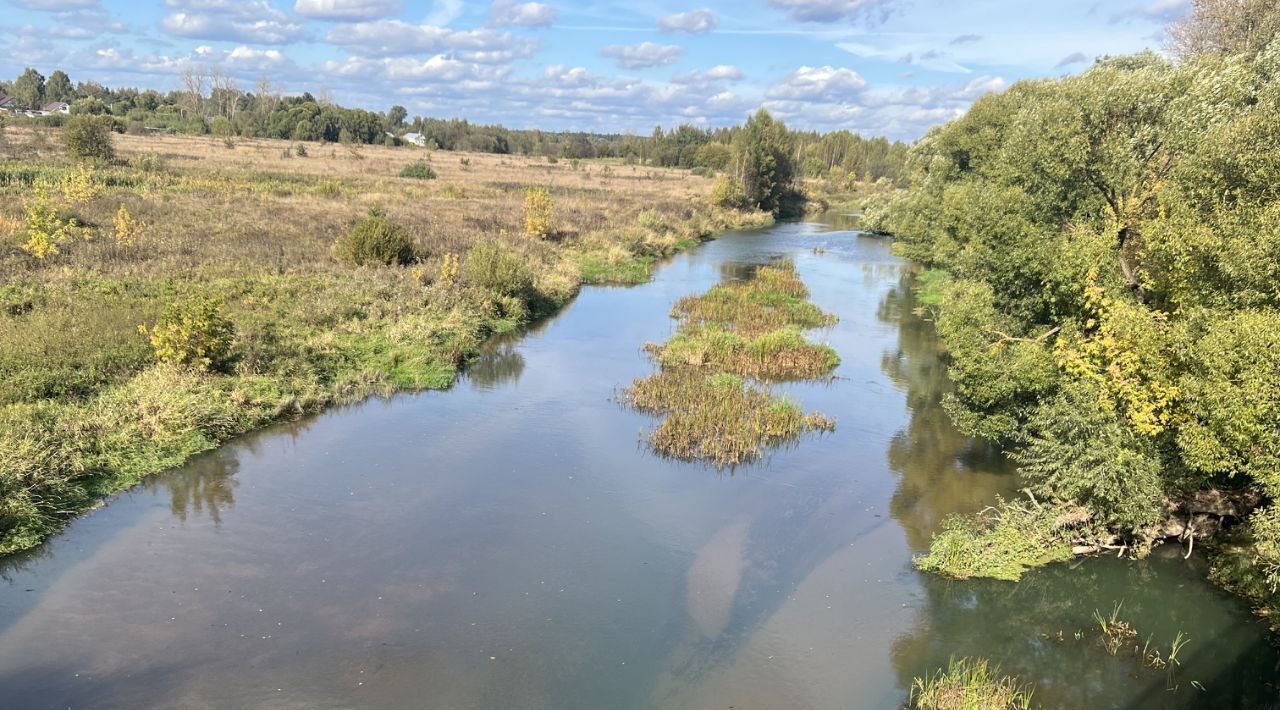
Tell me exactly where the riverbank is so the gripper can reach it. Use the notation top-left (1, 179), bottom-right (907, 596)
top-left (0, 127), bottom-right (772, 556)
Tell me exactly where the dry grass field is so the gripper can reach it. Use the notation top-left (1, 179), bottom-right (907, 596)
top-left (0, 125), bottom-right (771, 555)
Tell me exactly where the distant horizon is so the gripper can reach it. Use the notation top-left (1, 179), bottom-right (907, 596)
top-left (1, 0), bottom-right (1186, 141)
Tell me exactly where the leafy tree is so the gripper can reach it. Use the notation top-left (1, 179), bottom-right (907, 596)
top-left (44, 70), bottom-right (73, 102)
top-left (11, 68), bottom-right (44, 109)
top-left (731, 108), bottom-right (795, 214)
top-left (63, 115), bottom-right (115, 162)
top-left (1167, 0), bottom-right (1280, 60)
top-left (387, 104), bottom-right (407, 129)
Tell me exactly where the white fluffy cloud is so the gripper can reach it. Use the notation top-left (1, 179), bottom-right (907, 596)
top-left (766, 65), bottom-right (867, 101)
top-left (323, 55), bottom-right (512, 84)
top-left (324, 20), bottom-right (536, 62)
top-left (599, 41), bottom-right (683, 70)
top-left (160, 0), bottom-right (308, 44)
top-left (766, 0), bottom-right (896, 23)
top-left (658, 9), bottom-right (718, 34)
top-left (292, 0), bottom-right (400, 21)
top-left (489, 0), bottom-right (556, 27)
top-left (672, 64), bottom-right (743, 85)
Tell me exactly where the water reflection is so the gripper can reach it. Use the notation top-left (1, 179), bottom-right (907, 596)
top-left (879, 269), bottom-right (1016, 551)
top-left (467, 339), bottom-right (526, 390)
top-left (890, 553), bottom-right (1280, 708)
top-left (145, 448), bottom-right (240, 524)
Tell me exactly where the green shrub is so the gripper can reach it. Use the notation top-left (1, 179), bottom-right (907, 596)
top-left (464, 242), bottom-right (533, 298)
top-left (63, 115), bottom-right (115, 162)
top-left (335, 212), bottom-right (416, 267)
top-left (129, 151), bottom-right (163, 173)
top-left (711, 175), bottom-right (746, 209)
top-left (638, 209), bottom-right (669, 233)
top-left (143, 296), bottom-right (236, 372)
top-left (294, 142), bottom-right (308, 157)
top-left (398, 160), bottom-right (437, 180)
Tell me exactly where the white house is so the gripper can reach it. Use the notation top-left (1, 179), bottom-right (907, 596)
top-left (40, 101), bottom-right (70, 115)
top-left (402, 132), bottom-right (428, 147)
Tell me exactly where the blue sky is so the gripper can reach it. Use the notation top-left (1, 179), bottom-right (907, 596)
top-left (1, 0), bottom-right (1188, 139)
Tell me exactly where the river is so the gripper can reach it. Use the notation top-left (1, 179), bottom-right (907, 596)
top-left (1, 216), bottom-right (1276, 708)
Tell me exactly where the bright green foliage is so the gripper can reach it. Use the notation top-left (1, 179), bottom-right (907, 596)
top-left (143, 296), bottom-right (236, 372)
top-left (914, 498), bottom-right (1075, 581)
top-left (335, 212), bottom-right (416, 267)
top-left (1014, 383), bottom-right (1164, 530)
top-left (63, 115), bottom-right (115, 162)
top-left (894, 34), bottom-right (1280, 565)
top-left (909, 656), bottom-right (1035, 710)
top-left (1174, 310), bottom-right (1280, 495)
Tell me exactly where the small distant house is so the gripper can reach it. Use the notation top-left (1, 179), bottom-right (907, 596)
top-left (402, 132), bottom-right (428, 147)
top-left (40, 101), bottom-right (70, 115)
top-left (0, 93), bottom-right (19, 111)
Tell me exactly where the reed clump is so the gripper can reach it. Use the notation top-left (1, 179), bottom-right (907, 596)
top-left (909, 656), bottom-right (1035, 710)
top-left (624, 259), bottom-right (838, 467)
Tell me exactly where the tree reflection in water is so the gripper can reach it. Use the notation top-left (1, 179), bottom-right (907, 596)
top-left (149, 448), bottom-right (240, 524)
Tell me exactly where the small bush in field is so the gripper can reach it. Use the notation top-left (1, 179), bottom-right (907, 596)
top-left (61, 162), bottom-right (100, 204)
top-left (129, 152), bottom-right (163, 172)
top-left (294, 143), bottom-right (308, 157)
top-left (63, 115), bottom-right (115, 162)
top-left (335, 211), bottom-right (416, 266)
top-left (398, 161), bottom-right (437, 180)
top-left (141, 296), bottom-right (235, 372)
top-left (439, 252), bottom-right (459, 284)
top-left (113, 204), bottom-right (142, 248)
top-left (465, 242), bottom-right (532, 298)
top-left (20, 185), bottom-right (80, 259)
top-left (523, 187), bottom-right (553, 238)
top-left (638, 209), bottom-right (668, 233)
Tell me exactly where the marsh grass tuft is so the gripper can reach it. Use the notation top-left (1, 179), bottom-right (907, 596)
top-left (623, 259), bottom-right (838, 467)
top-left (909, 656), bottom-right (1034, 710)
top-left (914, 498), bottom-right (1075, 581)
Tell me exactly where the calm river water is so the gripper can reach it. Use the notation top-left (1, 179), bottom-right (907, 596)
top-left (1, 217), bottom-right (1277, 708)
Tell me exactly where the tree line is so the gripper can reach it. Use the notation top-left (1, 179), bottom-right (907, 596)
top-left (0, 67), bottom-right (906, 187)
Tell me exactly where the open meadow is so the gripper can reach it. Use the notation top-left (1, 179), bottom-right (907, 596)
top-left (0, 125), bottom-right (771, 554)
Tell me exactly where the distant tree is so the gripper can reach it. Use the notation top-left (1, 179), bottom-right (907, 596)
top-left (70, 97), bottom-right (108, 115)
top-left (44, 70), bottom-right (73, 103)
top-left (12, 68), bottom-right (45, 109)
top-left (731, 108), bottom-right (795, 214)
top-left (388, 104), bottom-right (407, 129)
top-left (1167, 0), bottom-right (1280, 60)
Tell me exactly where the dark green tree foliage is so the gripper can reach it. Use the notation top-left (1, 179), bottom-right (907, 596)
top-left (886, 38), bottom-right (1280, 538)
top-left (62, 115), bottom-right (115, 161)
top-left (44, 70), bottom-right (72, 103)
top-left (11, 67), bottom-right (44, 109)
top-left (732, 108), bottom-right (796, 213)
